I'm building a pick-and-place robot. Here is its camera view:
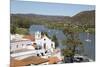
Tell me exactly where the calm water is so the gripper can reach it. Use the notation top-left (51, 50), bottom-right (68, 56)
top-left (29, 25), bottom-right (95, 60)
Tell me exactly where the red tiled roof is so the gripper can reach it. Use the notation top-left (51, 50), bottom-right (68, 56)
top-left (23, 35), bottom-right (35, 41)
top-left (48, 57), bottom-right (60, 64)
top-left (10, 58), bottom-right (24, 67)
top-left (10, 56), bottom-right (48, 67)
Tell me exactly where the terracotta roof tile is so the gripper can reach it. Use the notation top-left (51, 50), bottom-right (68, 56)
top-left (48, 57), bottom-right (60, 64)
top-left (23, 35), bottom-right (35, 41)
top-left (10, 56), bottom-right (48, 67)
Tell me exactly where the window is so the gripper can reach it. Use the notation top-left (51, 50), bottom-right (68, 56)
top-left (51, 44), bottom-right (53, 48)
top-left (10, 51), bottom-right (13, 54)
top-left (37, 54), bottom-right (40, 56)
top-left (16, 45), bottom-right (18, 48)
top-left (44, 39), bottom-right (46, 41)
top-left (35, 47), bottom-right (38, 50)
top-left (41, 53), bottom-right (44, 56)
top-left (45, 50), bottom-right (47, 54)
top-left (39, 46), bottom-right (42, 49)
top-left (10, 46), bottom-right (12, 50)
top-left (34, 43), bottom-right (37, 45)
top-left (22, 44), bottom-right (24, 47)
top-left (27, 44), bottom-right (30, 46)
top-left (44, 43), bottom-right (46, 49)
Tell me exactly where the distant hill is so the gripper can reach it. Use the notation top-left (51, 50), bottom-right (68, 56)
top-left (11, 14), bottom-right (71, 23)
top-left (71, 10), bottom-right (95, 26)
top-left (11, 10), bottom-right (95, 26)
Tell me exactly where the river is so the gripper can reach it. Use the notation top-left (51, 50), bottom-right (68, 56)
top-left (29, 25), bottom-right (95, 61)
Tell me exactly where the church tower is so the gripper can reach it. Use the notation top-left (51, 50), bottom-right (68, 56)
top-left (35, 31), bottom-right (41, 40)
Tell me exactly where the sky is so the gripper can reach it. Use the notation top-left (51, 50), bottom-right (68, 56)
top-left (11, 0), bottom-right (95, 16)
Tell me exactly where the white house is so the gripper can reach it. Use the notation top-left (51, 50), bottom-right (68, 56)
top-left (33, 31), bottom-right (55, 57)
top-left (10, 34), bottom-right (33, 52)
top-left (10, 34), bottom-right (35, 58)
top-left (11, 39), bottom-right (33, 52)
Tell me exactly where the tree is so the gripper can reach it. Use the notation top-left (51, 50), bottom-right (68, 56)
top-left (62, 23), bottom-right (83, 62)
top-left (10, 24), bottom-right (17, 34)
top-left (41, 32), bottom-right (48, 36)
top-left (51, 34), bottom-right (59, 48)
top-left (62, 48), bottom-right (73, 57)
top-left (15, 28), bottom-right (29, 35)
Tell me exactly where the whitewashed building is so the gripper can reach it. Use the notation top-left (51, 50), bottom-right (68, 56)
top-left (33, 31), bottom-right (55, 57)
top-left (11, 39), bottom-right (33, 52)
top-left (10, 34), bottom-right (33, 52)
top-left (10, 34), bottom-right (35, 58)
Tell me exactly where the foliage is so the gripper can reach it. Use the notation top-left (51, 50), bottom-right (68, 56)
top-left (41, 32), bottom-right (50, 38)
top-left (11, 10), bottom-right (95, 34)
top-left (62, 24), bottom-right (83, 59)
top-left (10, 24), bottom-right (17, 34)
top-left (62, 48), bottom-right (73, 57)
top-left (51, 34), bottom-right (59, 48)
top-left (15, 28), bottom-right (28, 35)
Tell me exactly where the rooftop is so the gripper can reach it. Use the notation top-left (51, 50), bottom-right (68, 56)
top-left (48, 57), bottom-right (60, 64)
top-left (23, 35), bottom-right (35, 41)
top-left (10, 56), bottom-right (48, 67)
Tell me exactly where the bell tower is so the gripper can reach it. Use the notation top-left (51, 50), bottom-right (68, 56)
top-left (35, 31), bottom-right (41, 40)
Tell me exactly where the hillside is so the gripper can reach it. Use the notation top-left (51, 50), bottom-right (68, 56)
top-left (11, 10), bottom-right (95, 26)
top-left (71, 10), bottom-right (95, 26)
top-left (11, 14), bottom-right (71, 23)
top-left (10, 10), bottom-right (95, 34)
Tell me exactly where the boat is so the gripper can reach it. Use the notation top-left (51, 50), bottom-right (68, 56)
top-left (85, 33), bottom-right (91, 42)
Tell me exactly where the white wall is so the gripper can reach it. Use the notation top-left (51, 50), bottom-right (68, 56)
top-left (35, 35), bottom-right (55, 50)
top-left (10, 40), bottom-right (33, 52)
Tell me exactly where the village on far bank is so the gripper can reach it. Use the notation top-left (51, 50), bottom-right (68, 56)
top-left (10, 31), bottom-right (64, 67)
